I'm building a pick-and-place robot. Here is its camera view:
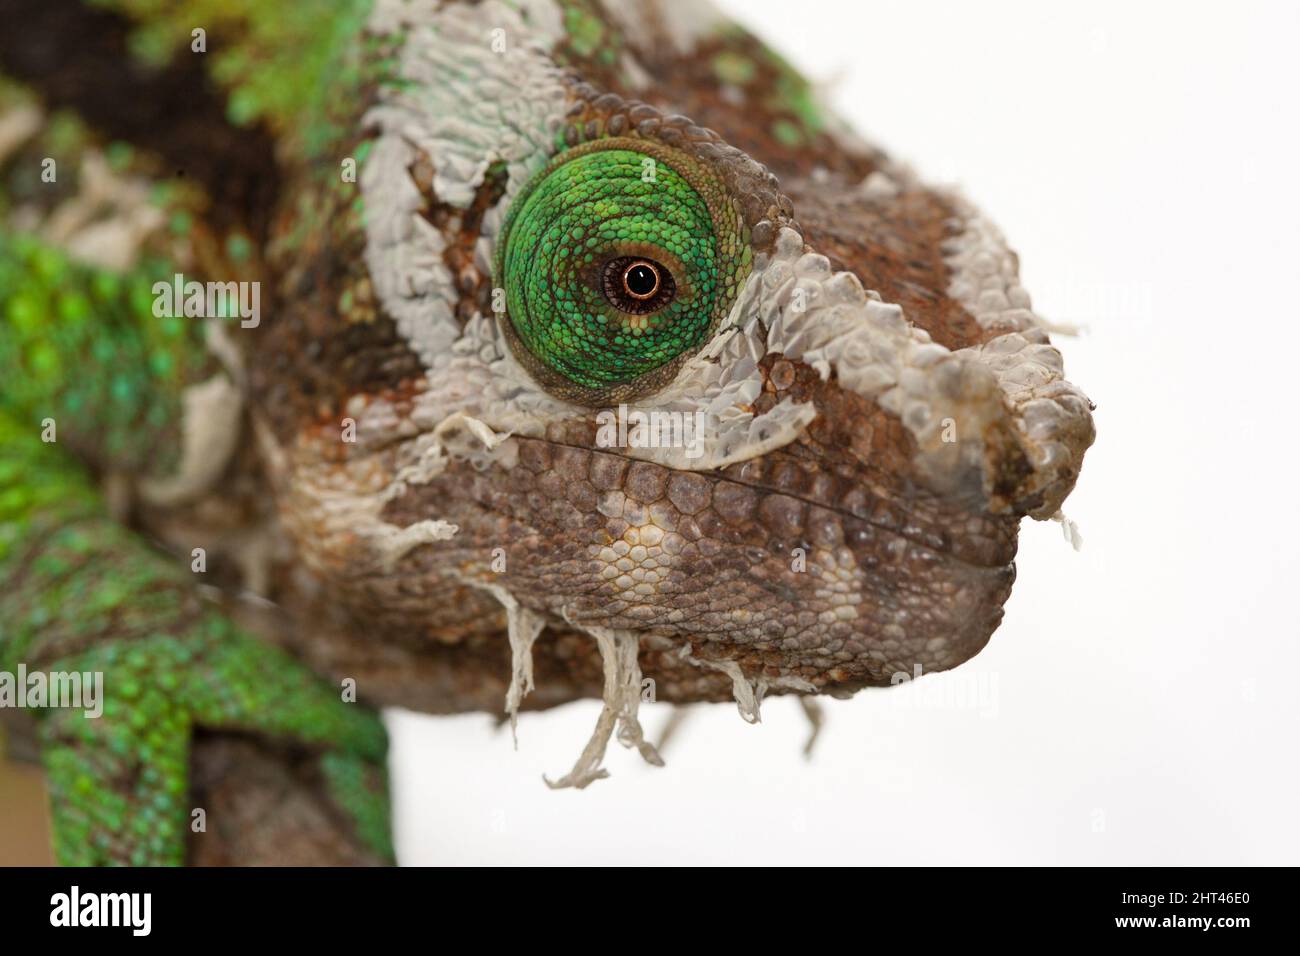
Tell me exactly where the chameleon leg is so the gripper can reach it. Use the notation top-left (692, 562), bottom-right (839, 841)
top-left (187, 736), bottom-right (393, 866)
top-left (0, 412), bottom-right (394, 865)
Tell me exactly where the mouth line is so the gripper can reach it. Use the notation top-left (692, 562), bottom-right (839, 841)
top-left (523, 434), bottom-right (1007, 572)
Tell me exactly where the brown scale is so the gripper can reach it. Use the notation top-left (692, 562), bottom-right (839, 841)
top-left (783, 177), bottom-right (996, 351)
top-left (560, 83), bottom-right (798, 255)
top-left (548, 0), bottom-right (886, 182)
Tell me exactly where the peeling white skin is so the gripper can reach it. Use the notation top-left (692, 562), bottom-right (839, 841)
top-left (700, 227), bottom-right (1010, 500)
top-left (955, 327), bottom-right (1095, 517)
top-left (479, 583), bottom-right (547, 742)
top-left (943, 194), bottom-right (1041, 334)
top-left (375, 518), bottom-right (459, 570)
top-left (699, 225), bottom-right (1092, 514)
top-left (684, 652), bottom-right (761, 722)
top-left (361, 0), bottom-right (571, 369)
top-left (255, 409), bottom-right (513, 587)
top-left (1052, 510), bottom-right (1084, 551)
top-left (388, 412), bottom-right (517, 492)
top-left (677, 643), bottom-right (817, 723)
top-left (544, 623), bottom-right (662, 789)
top-left (504, 609), bottom-right (545, 739)
top-left (939, 190), bottom-right (1095, 513)
top-left (137, 372), bottom-right (244, 508)
top-left (367, 412), bottom-right (515, 562)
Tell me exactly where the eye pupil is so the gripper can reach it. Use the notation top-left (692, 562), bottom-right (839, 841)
top-left (623, 262), bottom-right (660, 299)
top-left (602, 256), bottom-right (675, 314)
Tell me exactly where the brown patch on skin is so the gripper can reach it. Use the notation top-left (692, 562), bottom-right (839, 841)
top-left (0, 0), bottom-right (281, 239)
top-left (188, 735), bottom-right (386, 866)
top-left (550, 2), bottom-right (883, 182)
top-left (782, 174), bottom-right (993, 352)
top-left (555, 84), bottom-right (997, 360)
top-left (251, 163), bottom-right (426, 446)
top-left (253, 142), bottom-right (510, 447)
top-left (408, 153), bottom-right (509, 326)
top-left (634, 33), bottom-right (880, 182)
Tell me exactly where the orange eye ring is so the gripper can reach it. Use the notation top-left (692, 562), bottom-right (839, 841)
top-left (622, 260), bottom-right (661, 300)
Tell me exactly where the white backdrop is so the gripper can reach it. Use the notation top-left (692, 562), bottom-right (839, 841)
top-left (389, 0), bottom-right (1300, 865)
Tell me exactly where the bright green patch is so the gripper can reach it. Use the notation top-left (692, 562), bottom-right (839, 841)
top-left (772, 118), bottom-right (805, 147)
top-left (564, 5), bottom-right (606, 57)
top-left (713, 51), bottom-right (756, 86)
top-left (497, 141), bottom-right (748, 391)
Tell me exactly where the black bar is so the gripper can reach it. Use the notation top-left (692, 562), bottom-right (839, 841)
top-left (0, 866), bottom-right (1281, 942)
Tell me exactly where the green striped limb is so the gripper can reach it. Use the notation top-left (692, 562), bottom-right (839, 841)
top-left (0, 410), bottom-right (393, 865)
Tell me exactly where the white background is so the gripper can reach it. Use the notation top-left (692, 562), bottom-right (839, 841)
top-left (389, 0), bottom-right (1300, 864)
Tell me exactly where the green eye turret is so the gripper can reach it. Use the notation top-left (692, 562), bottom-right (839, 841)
top-left (494, 138), bottom-right (750, 403)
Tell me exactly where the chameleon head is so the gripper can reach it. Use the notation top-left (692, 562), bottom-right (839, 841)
top-left (259, 0), bottom-right (1094, 731)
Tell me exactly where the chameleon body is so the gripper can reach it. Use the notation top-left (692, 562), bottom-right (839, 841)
top-left (0, 0), bottom-right (1094, 864)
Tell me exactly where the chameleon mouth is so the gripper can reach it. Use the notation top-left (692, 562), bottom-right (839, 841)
top-left (358, 395), bottom-right (1026, 788)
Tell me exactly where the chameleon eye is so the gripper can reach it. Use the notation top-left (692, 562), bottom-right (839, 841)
top-left (495, 138), bottom-right (749, 402)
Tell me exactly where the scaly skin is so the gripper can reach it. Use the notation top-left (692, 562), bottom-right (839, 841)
top-left (0, 0), bottom-right (1093, 862)
top-left (498, 139), bottom-right (750, 395)
top-left (0, 238), bottom-right (392, 865)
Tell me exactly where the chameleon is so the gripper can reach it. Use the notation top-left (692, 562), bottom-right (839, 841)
top-left (0, 0), bottom-right (1094, 865)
